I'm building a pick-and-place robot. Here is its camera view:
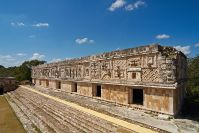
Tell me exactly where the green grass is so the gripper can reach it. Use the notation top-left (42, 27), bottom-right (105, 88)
top-left (0, 95), bottom-right (26, 133)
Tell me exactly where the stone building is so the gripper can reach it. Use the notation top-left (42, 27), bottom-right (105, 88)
top-left (0, 77), bottom-right (16, 94)
top-left (32, 44), bottom-right (187, 116)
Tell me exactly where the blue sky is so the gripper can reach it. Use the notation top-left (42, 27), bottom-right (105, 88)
top-left (0, 0), bottom-right (199, 67)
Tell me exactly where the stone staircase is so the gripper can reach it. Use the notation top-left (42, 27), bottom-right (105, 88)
top-left (6, 88), bottom-right (132, 133)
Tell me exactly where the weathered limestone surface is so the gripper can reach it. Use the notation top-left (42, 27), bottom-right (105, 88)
top-left (49, 80), bottom-right (57, 89)
top-left (102, 85), bottom-right (129, 105)
top-left (144, 88), bottom-right (173, 113)
top-left (32, 44), bottom-right (187, 115)
top-left (77, 82), bottom-right (93, 97)
top-left (61, 81), bottom-right (73, 92)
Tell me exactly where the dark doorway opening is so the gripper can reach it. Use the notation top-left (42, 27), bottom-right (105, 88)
top-left (133, 89), bottom-right (143, 105)
top-left (73, 83), bottom-right (77, 92)
top-left (46, 80), bottom-right (49, 87)
top-left (57, 81), bottom-right (61, 89)
top-left (0, 87), bottom-right (4, 95)
top-left (96, 85), bottom-right (101, 97)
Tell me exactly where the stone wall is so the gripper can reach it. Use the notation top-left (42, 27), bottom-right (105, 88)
top-left (31, 44), bottom-right (187, 115)
top-left (61, 81), bottom-right (73, 92)
top-left (173, 84), bottom-right (186, 114)
top-left (144, 88), bottom-right (174, 114)
top-left (32, 44), bottom-right (187, 87)
top-left (101, 85), bottom-right (129, 105)
top-left (35, 79), bottom-right (40, 86)
top-left (33, 79), bottom-right (182, 115)
top-left (41, 80), bottom-right (47, 87)
top-left (77, 82), bottom-right (93, 97)
top-left (48, 80), bottom-right (57, 89)
top-left (0, 77), bottom-right (16, 93)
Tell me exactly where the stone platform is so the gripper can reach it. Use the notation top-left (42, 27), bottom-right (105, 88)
top-left (6, 86), bottom-right (199, 133)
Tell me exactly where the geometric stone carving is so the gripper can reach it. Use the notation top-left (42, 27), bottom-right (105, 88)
top-left (32, 44), bottom-right (187, 85)
top-left (128, 57), bottom-right (141, 67)
top-left (142, 68), bottom-right (159, 82)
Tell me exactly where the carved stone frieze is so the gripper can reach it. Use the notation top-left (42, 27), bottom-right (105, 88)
top-left (32, 44), bottom-right (187, 85)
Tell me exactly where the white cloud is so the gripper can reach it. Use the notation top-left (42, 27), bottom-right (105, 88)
top-left (0, 55), bottom-right (16, 67)
top-left (156, 34), bottom-right (170, 39)
top-left (195, 43), bottom-right (199, 47)
top-left (30, 53), bottom-right (45, 60)
top-left (109, 0), bottom-right (126, 11)
top-left (16, 53), bottom-right (26, 56)
top-left (65, 57), bottom-right (71, 60)
top-left (89, 40), bottom-right (95, 43)
top-left (0, 55), bottom-right (14, 60)
top-left (28, 35), bottom-right (36, 38)
top-left (50, 58), bottom-right (62, 63)
top-left (125, 0), bottom-right (146, 11)
top-left (32, 23), bottom-right (49, 28)
top-left (0, 53), bottom-right (35, 67)
top-left (11, 22), bottom-right (25, 27)
top-left (174, 45), bottom-right (191, 55)
top-left (75, 37), bottom-right (95, 44)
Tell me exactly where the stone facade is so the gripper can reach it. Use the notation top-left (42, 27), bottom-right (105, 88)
top-left (32, 44), bottom-right (187, 116)
top-left (0, 77), bottom-right (16, 94)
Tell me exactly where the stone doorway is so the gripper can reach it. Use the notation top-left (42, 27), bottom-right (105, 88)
top-left (0, 87), bottom-right (4, 95)
top-left (133, 89), bottom-right (143, 105)
top-left (72, 82), bottom-right (77, 92)
top-left (95, 85), bottom-right (101, 97)
top-left (46, 80), bottom-right (49, 87)
top-left (74, 83), bottom-right (77, 92)
top-left (56, 81), bottom-right (61, 89)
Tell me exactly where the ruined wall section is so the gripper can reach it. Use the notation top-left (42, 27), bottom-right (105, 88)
top-left (32, 44), bottom-right (185, 87)
top-left (0, 77), bottom-right (16, 92)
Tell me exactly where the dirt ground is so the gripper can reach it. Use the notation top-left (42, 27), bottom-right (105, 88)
top-left (0, 95), bottom-right (26, 133)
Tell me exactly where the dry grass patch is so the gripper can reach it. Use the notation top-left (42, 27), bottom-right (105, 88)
top-left (0, 95), bottom-right (26, 133)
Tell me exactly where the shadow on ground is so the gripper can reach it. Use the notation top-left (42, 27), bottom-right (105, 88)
top-left (177, 97), bottom-right (199, 122)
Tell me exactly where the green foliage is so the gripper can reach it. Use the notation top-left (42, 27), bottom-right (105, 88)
top-left (187, 55), bottom-right (199, 97)
top-left (0, 65), bottom-right (5, 68)
top-left (0, 60), bottom-right (46, 81)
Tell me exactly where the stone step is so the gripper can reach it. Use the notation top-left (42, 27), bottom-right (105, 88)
top-left (8, 92), bottom-right (57, 133)
top-left (14, 90), bottom-right (86, 133)
top-left (40, 96), bottom-right (114, 133)
top-left (43, 105), bottom-right (95, 133)
top-left (5, 94), bottom-right (40, 133)
top-left (9, 92), bottom-right (65, 133)
top-left (12, 91), bottom-right (77, 133)
top-left (8, 92), bottom-right (48, 133)
top-left (15, 88), bottom-right (120, 133)
top-left (24, 89), bottom-right (119, 132)
top-left (10, 88), bottom-right (133, 133)
top-left (16, 89), bottom-right (102, 133)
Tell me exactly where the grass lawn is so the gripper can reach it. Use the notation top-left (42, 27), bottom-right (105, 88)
top-left (0, 95), bottom-right (26, 133)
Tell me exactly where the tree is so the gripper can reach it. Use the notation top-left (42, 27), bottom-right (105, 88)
top-left (0, 60), bottom-right (46, 81)
top-left (21, 60), bottom-right (46, 68)
top-left (187, 55), bottom-right (199, 97)
top-left (15, 60), bottom-right (46, 81)
top-left (0, 65), bottom-right (5, 69)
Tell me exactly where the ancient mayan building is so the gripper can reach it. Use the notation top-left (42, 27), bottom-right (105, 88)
top-left (32, 44), bottom-right (187, 116)
top-left (0, 77), bottom-right (16, 94)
